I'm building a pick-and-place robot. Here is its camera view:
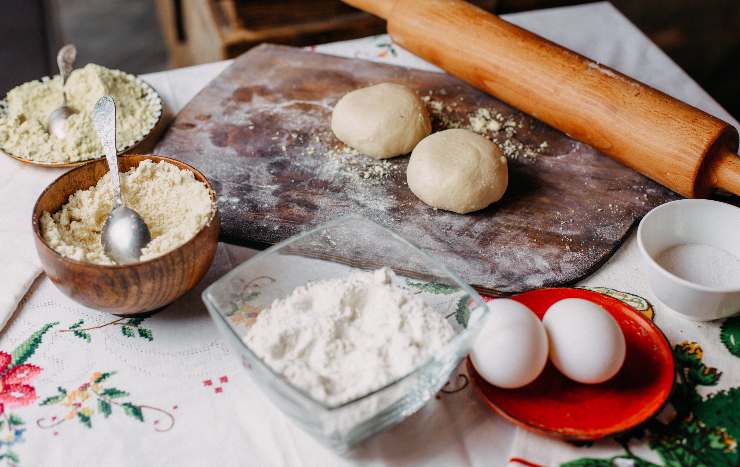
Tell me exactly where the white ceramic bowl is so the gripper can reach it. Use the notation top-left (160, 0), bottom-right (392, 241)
top-left (637, 199), bottom-right (740, 321)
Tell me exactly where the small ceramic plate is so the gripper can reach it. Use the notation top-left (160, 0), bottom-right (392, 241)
top-left (0, 71), bottom-right (163, 168)
top-left (468, 288), bottom-right (674, 441)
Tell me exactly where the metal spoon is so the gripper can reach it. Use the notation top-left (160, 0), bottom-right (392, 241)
top-left (92, 96), bottom-right (151, 264)
top-left (48, 44), bottom-right (78, 139)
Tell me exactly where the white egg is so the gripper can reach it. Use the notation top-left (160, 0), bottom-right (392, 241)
top-left (470, 299), bottom-right (548, 389)
top-left (543, 298), bottom-right (626, 384)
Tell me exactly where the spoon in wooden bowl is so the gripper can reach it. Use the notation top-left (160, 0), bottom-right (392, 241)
top-left (92, 95), bottom-right (152, 264)
top-left (48, 44), bottom-right (77, 139)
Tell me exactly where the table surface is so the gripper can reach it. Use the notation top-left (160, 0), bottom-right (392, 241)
top-left (1, 3), bottom-right (739, 466)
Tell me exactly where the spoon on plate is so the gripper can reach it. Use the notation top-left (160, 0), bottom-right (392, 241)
top-left (92, 95), bottom-right (151, 264)
top-left (48, 44), bottom-right (77, 139)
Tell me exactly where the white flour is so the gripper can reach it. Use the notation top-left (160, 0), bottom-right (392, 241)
top-left (655, 243), bottom-right (740, 288)
top-left (244, 268), bottom-right (454, 406)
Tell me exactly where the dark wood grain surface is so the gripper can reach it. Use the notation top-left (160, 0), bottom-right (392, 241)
top-left (155, 44), bottom-right (679, 294)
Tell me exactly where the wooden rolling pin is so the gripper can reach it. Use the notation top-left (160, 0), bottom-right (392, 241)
top-left (343, 0), bottom-right (740, 198)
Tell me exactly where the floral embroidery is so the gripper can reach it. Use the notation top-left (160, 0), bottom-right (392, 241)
top-left (563, 341), bottom-right (740, 466)
top-left (202, 375), bottom-right (229, 395)
top-left (0, 322), bottom-right (57, 464)
top-left (59, 317), bottom-right (153, 342)
top-left (580, 287), bottom-right (655, 320)
top-left (405, 280), bottom-right (459, 295)
top-left (0, 354), bottom-right (40, 415)
top-left (37, 372), bottom-right (174, 432)
top-left (226, 276), bottom-right (276, 327)
top-left (374, 37), bottom-right (398, 58)
top-left (229, 303), bottom-right (261, 328)
top-left (509, 458), bottom-right (543, 467)
top-left (0, 413), bottom-right (25, 465)
top-left (229, 276), bottom-right (275, 310)
top-left (404, 279), bottom-right (475, 327)
top-left (721, 316), bottom-right (740, 357)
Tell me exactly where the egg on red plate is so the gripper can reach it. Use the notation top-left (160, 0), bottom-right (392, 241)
top-left (470, 299), bottom-right (548, 389)
top-left (543, 298), bottom-right (626, 384)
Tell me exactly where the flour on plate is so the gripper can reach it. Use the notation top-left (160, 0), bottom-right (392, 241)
top-left (0, 63), bottom-right (160, 163)
top-left (244, 267), bottom-right (455, 406)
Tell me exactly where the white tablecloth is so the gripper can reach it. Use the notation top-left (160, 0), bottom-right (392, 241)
top-left (0, 3), bottom-right (738, 466)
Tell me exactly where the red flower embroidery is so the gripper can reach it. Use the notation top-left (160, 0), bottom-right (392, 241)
top-left (0, 352), bottom-right (41, 414)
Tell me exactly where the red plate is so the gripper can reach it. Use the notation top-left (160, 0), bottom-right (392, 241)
top-left (468, 288), bottom-right (674, 441)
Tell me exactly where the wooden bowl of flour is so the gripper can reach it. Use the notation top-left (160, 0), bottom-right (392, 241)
top-left (32, 154), bottom-right (220, 315)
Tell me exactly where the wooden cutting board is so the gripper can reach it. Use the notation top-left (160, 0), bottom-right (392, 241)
top-left (155, 44), bottom-right (678, 294)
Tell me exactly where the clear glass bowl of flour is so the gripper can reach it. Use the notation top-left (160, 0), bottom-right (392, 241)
top-left (203, 216), bottom-right (488, 452)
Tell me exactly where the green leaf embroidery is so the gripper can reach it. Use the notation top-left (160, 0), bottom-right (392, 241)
top-left (561, 459), bottom-right (614, 467)
top-left (77, 412), bottom-right (92, 428)
top-left (121, 326), bottom-right (135, 338)
top-left (94, 372), bottom-right (114, 384)
top-left (8, 414), bottom-right (24, 426)
top-left (8, 322), bottom-right (58, 371)
top-left (122, 402), bottom-right (144, 422)
top-left (101, 388), bottom-right (129, 399)
top-left (126, 317), bottom-right (146, 326)
top-left (39, 394), bottom-right (65, 406)
top-left (5, 451), bottom-right (19, 463)
top-left (72, 329), bottom-right (91, 342)
top-left (694, 387), bottom-right (740, 442)
top-left (564, 339), bottom-right (740, 466)
top-left (405, 280), bottom-right (458, 295)
top-left (675, 344), bottom-right (721, 387)
top-left (455, 295), bottom-right (471, 327)
top-left (98, 399), bottom-right (112, 418)
top-left (242, 291), bottom-right (259, 302)
top-left (68, 319), bottom-right (84, 330)
top-left (720, 317), bottom-right (740, 358)
top-left (137, 328), bottom-right (153, 341)
top-left (376, 42), bottom-right (398, 57)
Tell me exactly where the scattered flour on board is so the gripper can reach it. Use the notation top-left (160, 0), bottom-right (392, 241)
top-left (159, 73), bottom-right (670, 293)
top-left (422, 93), bottom-right (548, 162)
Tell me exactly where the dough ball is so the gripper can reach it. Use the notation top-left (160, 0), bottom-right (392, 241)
top-left (331, 83), bottom-right (431, 159)
top-left (407, 129), bottom-right (508, 214)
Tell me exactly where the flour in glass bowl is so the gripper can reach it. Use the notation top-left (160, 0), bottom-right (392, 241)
top-left (244, 267), bottom-right (455, 406)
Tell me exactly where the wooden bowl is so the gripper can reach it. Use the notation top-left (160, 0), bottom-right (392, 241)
top-left (32, 154), bottom-right (220, 315)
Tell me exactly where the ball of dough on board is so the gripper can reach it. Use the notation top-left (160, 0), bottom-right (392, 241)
top-left (407, 129), bottom-right (508, 214)
top-left (331, 83), bottom-right (431, 159)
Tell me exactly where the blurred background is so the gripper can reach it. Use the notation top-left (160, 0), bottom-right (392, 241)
top-left (2, 0), bottom-right (739, 118)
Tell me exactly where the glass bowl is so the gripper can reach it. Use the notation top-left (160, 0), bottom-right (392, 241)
top-left (202, 216), bottom-right (488, 452)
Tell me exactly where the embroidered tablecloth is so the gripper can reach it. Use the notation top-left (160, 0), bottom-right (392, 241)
top-left (1, 3), bottom-right (739, 466)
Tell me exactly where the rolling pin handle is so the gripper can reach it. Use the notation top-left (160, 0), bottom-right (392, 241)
top-left (707, 148), bottom-right (740, 196)
top-left (343, 0), bottom-right (396, 19)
